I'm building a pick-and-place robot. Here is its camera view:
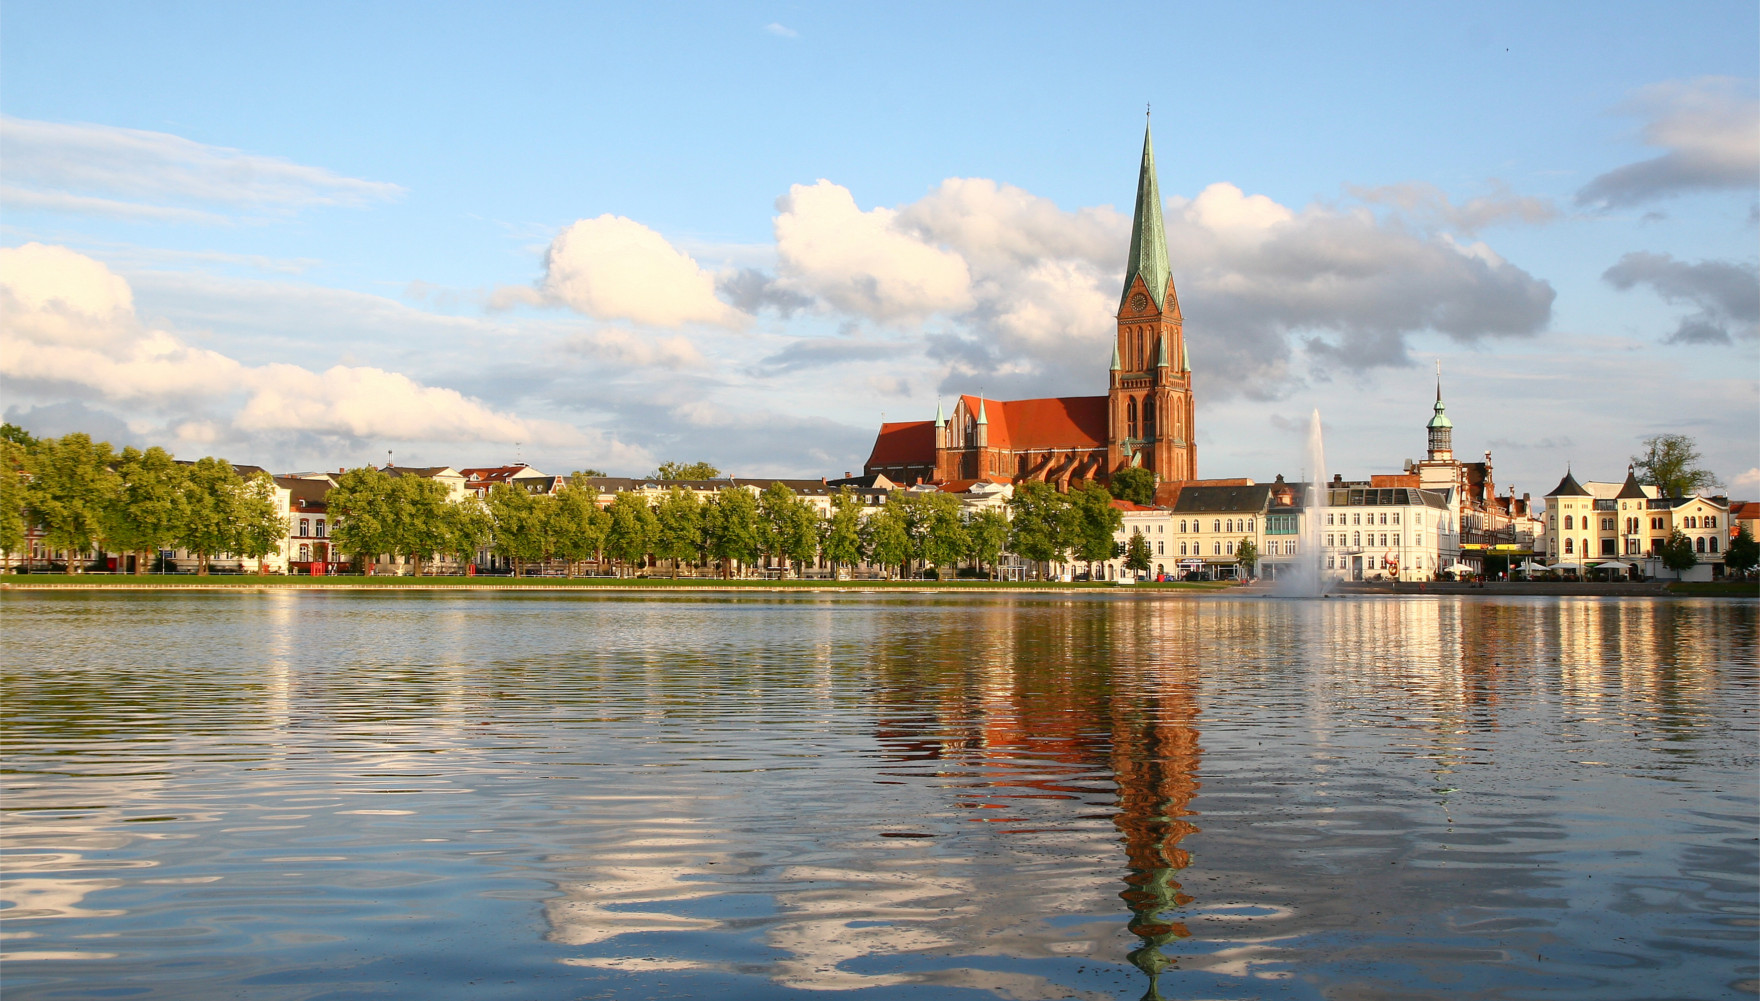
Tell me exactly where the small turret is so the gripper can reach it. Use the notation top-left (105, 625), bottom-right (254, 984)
top-left (1111, 341), bottom-right (1122, 372)
top-left (1157, 334), bottom-right (1170, 368)
top-left (1427, 362), bottom-right (1454, 461)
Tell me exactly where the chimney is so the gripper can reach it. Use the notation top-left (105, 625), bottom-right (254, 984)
top-left (844, 471), bottom-right (851, 479)
top-left (821, 477), bottom-right (826, 485)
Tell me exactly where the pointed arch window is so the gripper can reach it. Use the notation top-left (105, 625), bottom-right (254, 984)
top-left (1126, 398), bottom-right (1138, 439)
top-left (1143, 398), bottom-right (1156, 439)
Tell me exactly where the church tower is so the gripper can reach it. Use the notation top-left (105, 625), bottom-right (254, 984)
top-left (1108, 117), bottom-right (1196, 483)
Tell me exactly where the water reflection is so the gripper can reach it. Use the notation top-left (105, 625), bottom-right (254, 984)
top-left (1, 592), bottom-right (1754, 1000)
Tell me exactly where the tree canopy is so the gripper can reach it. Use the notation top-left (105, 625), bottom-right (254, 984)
top-left (1658, 528), bottom-right (1698, 573)
top-left (1632, 434), bottom-right (1718, 498)
top-left (1109, 466), bottom-right (1157, 506)
top-left (1726, 525), bottom-right (1758, 576)
top-left (654, 460), bottom-right (721, 481)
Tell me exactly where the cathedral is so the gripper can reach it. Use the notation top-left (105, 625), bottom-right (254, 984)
top-left (863, 121), bottom-right (1197, 488)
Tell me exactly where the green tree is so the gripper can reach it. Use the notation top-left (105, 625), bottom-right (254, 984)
top-left (704, 487), bottom-right (761, 578)
top-left (177, 457), bottom-right (242, 575)
top-left (1235, 537), bottom-right (1258, 577)
top-left (327, 466), bottom-right (398, 575)
top-left (232, 472), bottom-right (287, 571)
top-left (1109, 466), bottom-right (1157, 506)
top-left (106, 447), bottom-right (186, 574)
top-left (920, 491), bottom-right (968, 575)
top-left (1, 423), bottom-right (38, 448)
top-left (1068, 479), bottom-right (1123, 577)
top-left (0, 439), bottom-right (28, 566)
top-left (865, 502), bottom-right (912, 580)
top-left (1632, 434), bottom-right (1719, 498)
top-left (604, 490), bottom-right (659, 576)
top-left (24, 433), bottom-right (117, 573)
top-left (570, 469), bottom-right (608, 482)
top-left (966, 507), bottom-right (1011, 580)
top-left (1125, 532), bottom-right (1152, 576)
top-left (388, 473), bottom-right (451, 576)
top-left (486, 482), bottom-right (546, 576)
top-left (1008, 480), bottom-right (1072, 574)
top-left (442, 496), bottom-right (496, 574)
top-left (654, 460), bottom-right (721, 481)
top-left (653, 487), bottom-right (704, 577)
top-left (758, 482), bottom-right (818, 576)
top-left (820, 487), bottom-right (866, 578)
top-left (1725, 524), bottom-right (1758, 576)
top-left (550, 486), bottom-right (609, 576)
top-left (1658, 528), bottom-right (1698, 574)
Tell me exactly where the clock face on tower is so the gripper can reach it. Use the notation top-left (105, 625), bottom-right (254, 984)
top-left (1129, 292), bottom-right (1149, 313)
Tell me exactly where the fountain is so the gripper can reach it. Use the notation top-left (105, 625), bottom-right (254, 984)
top-left (1269, 409), bottom-right (1332, 598)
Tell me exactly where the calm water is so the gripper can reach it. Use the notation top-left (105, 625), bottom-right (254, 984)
top-left (2, 592), bottom-right (1755, 1001)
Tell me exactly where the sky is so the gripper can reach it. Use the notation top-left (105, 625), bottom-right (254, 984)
top-left (2, 2), bottom-right (1756, 499)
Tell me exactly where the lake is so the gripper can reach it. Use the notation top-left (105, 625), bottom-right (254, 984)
top-left (2, 591), bottom-right (1755, 1000)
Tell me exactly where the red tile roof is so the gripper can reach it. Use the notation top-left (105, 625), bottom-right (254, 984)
top-left (959, 394), bottom-right (1107, 452)
top-left (865, 421), bottom-right (935, 468)
top-left (1110, 498), bottom-right (1160, 512)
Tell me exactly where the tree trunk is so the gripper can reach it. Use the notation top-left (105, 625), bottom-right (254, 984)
top-left (198, 553), bottom-right (209, 576)
top-left (135, 549), bottom-right (148, 575)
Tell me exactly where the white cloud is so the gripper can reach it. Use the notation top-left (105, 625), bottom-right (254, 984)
top-left (1733, 467), bottom-right (1760, 491)
top-left (565, 327), bottom-right (706, 369)
top-left (0, 117), bottom-right (403, 220)
top-left (0, 243), bottom-right (575, 447)
top-left (1577, 76), bottom-right (1760, 209)
top-left (525, 215), bottom-right (744, 329)
top-left (774, 180), bottom-right (974, 322)
top-left (764, 22), bottom-right (798, 38)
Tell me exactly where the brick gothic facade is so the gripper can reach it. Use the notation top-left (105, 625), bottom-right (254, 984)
top-left (864, 120), bottom-right (1197, 488)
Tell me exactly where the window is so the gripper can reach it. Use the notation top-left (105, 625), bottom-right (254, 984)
top-left (1416, 533), bottom-right (1423, 546)
top-left (1564, 538), bottom-right (1574, 554)
top-left (1686, 516), bottom-right (1696, 529)
top-left (1226, 541), bottom-right (1235, 554)
top-left (1416, 512), bottom-right (1423, 526)
top-left (299, 543), bottom-right (310, 562)
top-left (1627, 539), bottom-right (1639, 555)
top-left (1393, 534), bottom-right (1400, 547)
top-left (299, 518), bottom-right (309, 536)
top-left (1352, 513), bottom-right (1361, 525)
top-left (1157, 542), bottom-right (1164, 554)
top-left (1327, 513), bottom-right (1335, 525)
top-left (1564, 515), bottom-right (1573, 530)
top-left (1325, 533), bottom-right (1334, 547)
top-left (1352, 531), bottom-right (1361, 546)
top-left (1327, 556), bottom-right (1336, 569)
top-left (1213, 542), bottom-right (1222, 555)
top-left (1392, 513), bottom-right (1400, 525)
top-left (1225, 519), bottom-right (1234, 533)
top-left (1127, 397), bottom-right (1138, 440)
top-left (1695, 537), bottom-right (1706, 553)
top-left (1179, 520), bottom-right (1187, 532)
top-left (1652, 517), bottom-right (1664, 531)
top-left (1157, 525), bottom-right (1163, 533)
top-left (1286, 541), bottom-right (1297, 555)
top-left (1246, 518), bottom-right (1254, 531)
top-left (1379, 513), bottom-right (1388, 525)
top-left (1710, 537), bottom-right (1719, 553)
top-left (1708, 516), bottom-right (1718, 528)
top-left (1180, 542), bottom-right (1187, 555)
top-left (1213, 519), bottom-right (1221, 532)
top-left (315, 520), bottom-right (325, 538)
top-left (1602, 517), bottom-right (1613, 531)
top-left (1379, 533), bottom-right (1388, 547)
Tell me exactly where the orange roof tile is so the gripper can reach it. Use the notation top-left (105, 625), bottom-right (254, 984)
top-left (958, 394), bottom-right (1108, 452)
top-left (865, 421), bottom-right (935, 468)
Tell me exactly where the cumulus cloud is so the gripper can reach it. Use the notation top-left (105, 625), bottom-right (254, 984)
top-left (773, 180), bottom-right (974, 321)
top-left (1602, 251), bottom-right (1760, 344)
top-left (499, 214), bottom-right (745, 330)
top-left (792, 176), bottom-right (1554, 400)
top-left (565, 327), bottom-right (706, 369)
top-left (1577, 77), bottom-right (1760, 209)
top-left (0, 242), bottom-right (577, 447)
top-left (0, 117), bottom-right (403, 220)
top-left (1351, 181), bottom-right (1558, 233)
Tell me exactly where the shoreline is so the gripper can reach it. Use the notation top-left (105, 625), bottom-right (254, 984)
top-left (1, 576), bottom-right (1751, 597)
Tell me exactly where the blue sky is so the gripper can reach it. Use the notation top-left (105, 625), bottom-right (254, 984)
top-left (2, 2), bottom-right (1755, 497)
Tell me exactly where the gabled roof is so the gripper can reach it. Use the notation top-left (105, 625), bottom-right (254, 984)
top-left (1172, 483), bottom-right (1274, 514)
top-left (865, 420), bottom-right (935, 469)
top-left (1547, 469), bottom-right (1590, 497)
top-left (957, 394), bottom-right (1108, 452)
top-left (460, 465), bottom-right (547, 484)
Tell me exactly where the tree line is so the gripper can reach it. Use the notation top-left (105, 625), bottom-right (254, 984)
top-left (1, 426), bottom-right (286, 574)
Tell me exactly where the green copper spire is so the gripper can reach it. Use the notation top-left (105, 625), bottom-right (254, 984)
top-left (934, 400), bottom-right (945, 428)
top-left (1428, 362), bottom-right (1452, 430)
top-left (976, 397), bottom-right (988, 425)
top-left (1111, 341), bottom-right (1122, 371)
top-left (1180, 340), bottom-right (1189, 372)
top-left (1121, 117), bottom-right (1171, 311)
top-left (1157, 334), bottom-right (1170, 368)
